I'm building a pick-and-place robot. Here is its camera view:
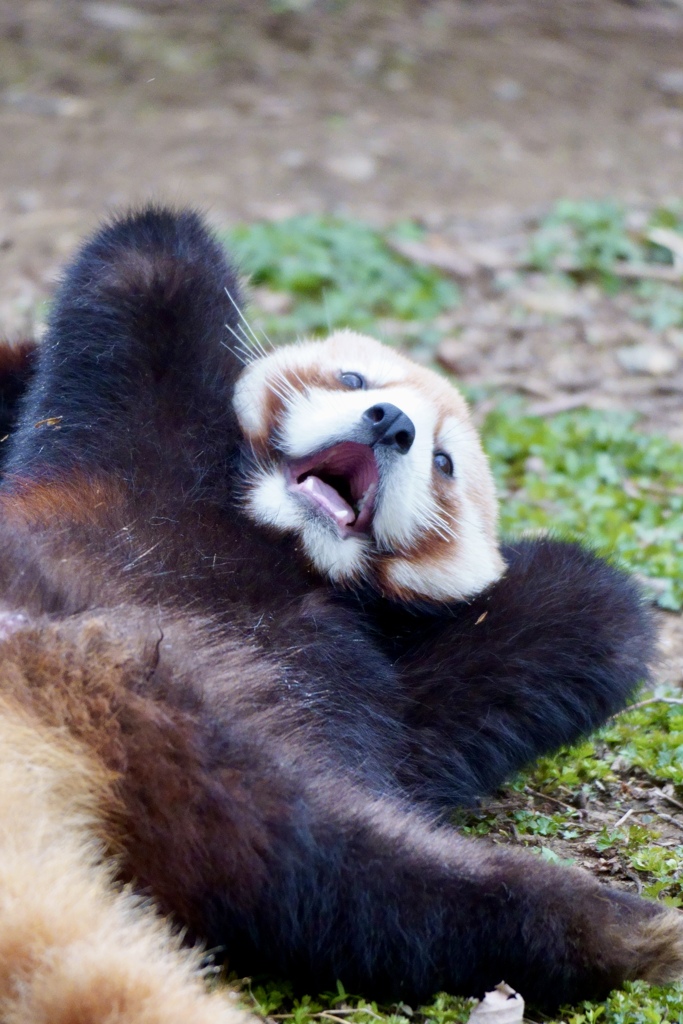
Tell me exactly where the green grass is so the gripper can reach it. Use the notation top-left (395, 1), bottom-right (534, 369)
top-left (240, 981), bottom-right (475, 1024)
top-left (527, 198), bottom-right (683, 329)
top-left (225, 211), bottom-right (683, 1024)
top-left (483, 405), bottom-right (683, 611)
top-left (526, 697), bottom-right (683, 907)
top-left (225, 216), bottom-right (459, 339)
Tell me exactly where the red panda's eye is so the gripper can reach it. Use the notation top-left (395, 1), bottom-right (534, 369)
top-left (340, 372), bottom-right (365, 390)
top-left (434, 452), bottom-right (454, 477)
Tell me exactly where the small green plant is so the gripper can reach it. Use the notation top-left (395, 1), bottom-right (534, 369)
top-left (240, 980), bottom-right (474, 1024)
top-left (601, 699), bottom-right (683, 788)
top-left (226, 216), bottom-right (459, 338)
top-left (527, 199), bottom-right (642, 287)
top-left (483, 405), bottom-right (683, 610)
top-left (632, 279), bottom-right (683, 331)
top-left (569, 980), bottom-right (683, 1023)
top-left (527, 198), bottom-right (683, 326)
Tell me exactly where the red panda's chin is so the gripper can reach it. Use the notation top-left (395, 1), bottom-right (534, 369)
top-left (286, 441), bottom-right (379, 538)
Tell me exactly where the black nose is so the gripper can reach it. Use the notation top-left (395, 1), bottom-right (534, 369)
top-left (362, 403), bottom-right (415, 454)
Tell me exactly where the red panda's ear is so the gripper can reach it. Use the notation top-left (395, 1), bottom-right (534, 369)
top-left (0, 473), bottom-right (125, 530)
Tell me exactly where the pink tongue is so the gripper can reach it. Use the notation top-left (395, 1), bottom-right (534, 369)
top-left (299, 475), bottom-right (355, 526)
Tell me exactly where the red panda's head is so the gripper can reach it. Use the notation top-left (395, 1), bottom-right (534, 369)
top-left (233, 330), bottom-right (505, 602)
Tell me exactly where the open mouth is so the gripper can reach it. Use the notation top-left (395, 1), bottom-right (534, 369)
top-left (287, 442), bottom-right (379, 536)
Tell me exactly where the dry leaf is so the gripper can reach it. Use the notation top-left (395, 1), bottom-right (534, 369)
top-left (466, 982), bottom-right (524, 1024)
top-left (388, 237), bottom-right (476, 279)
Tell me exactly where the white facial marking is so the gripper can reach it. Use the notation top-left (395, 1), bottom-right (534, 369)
top-left (234, 329), bottom-right (504, 601)
top-left (385, 525), bottom-right (505, 602)
top-left (246, 470), bottom-right (302, 531)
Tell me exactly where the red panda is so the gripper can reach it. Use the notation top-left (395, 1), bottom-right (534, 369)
top-left (0, 206), bottom-right (679, 1022)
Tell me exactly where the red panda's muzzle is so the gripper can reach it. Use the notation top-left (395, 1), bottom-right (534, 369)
top-left (287, 442), bottom-right (379, 536)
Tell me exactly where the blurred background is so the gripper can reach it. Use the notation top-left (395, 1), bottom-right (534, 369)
top-left (1, 3), bottom-right (683, 448)
top-left (2, 3), bottom-right (683, 308)
top-left (3, 1), bottom-right (683, 221)
top-left (3, 2), bottom-right (683, 429)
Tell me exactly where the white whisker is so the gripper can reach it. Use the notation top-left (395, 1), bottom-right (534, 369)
top-left (220, 340), bottom-right (249, 366)
top-left (224, 323), bottom-right (259, 362)
top-left (237, 321), bottom-right (269, 359)
top-left (225, 288), bottom-right (274, 359)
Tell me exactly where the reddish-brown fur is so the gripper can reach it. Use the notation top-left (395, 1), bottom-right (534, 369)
top-left (1, 473), bottom-right (125, 527)
top-left (0, 676), bottom-right (251, 1024)
top-left (0, 605), bottom-right (281, 932)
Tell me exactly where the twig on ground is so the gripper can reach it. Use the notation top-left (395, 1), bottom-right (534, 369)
top-left (656, 812), bottom-right (683, 834)
top-left (655, 789), bottom-right (683, 813)
top-left (390, 235), bottom-right (683, 284)
top-left (614, 696), bottom-right (683, 716)
top-left (622, 868), bottom-right (644, 895)
top-left (387, 238), bottom-right (477, 278)
top-left (625, 479), bottom-right (683, 500)
top-left (479, 801), bottom-right (527, 813)
top-left (613, 808), bottom-right (635, 829)
top-left (269, 1012), bottom-right (382, 1021)
top-left (318, 1013), bottom-right (382, 1023)
top-left (583, 261), bottom-right (683, 283)
top-left (527, 392), bottom-right (602, 417)
top-left (524, 786), bottom-right (577, 811)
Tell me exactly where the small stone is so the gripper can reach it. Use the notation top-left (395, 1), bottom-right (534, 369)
top-left (459, 326), bottom-right (494, 349)
top-left (518, 288), bottom-right (587, 318)
top-left (616, 344), bottom-right (679, 376)
top-left (500, 139), bottom-right (523, 163)
top-left (584, 323), bottom-right (619, 347)
top-left (352, 46), bottom-right (381, 76)
top-left (666, 328), bottom-right (683, 351)
top-left (3, 90), bottom-right (92, 118)
top-left (13, 189), bottom-right (42, 213)
top-left (279, 149), bottom-right (308, 170)
top-left (55, 96), bottom-right (93, 118)
top-left (653, 68), bottom-right (683, 98)
top-left (468, 301), bottom-right (505, 327)
top-left (491, 78), bottom-right (525, 102)
top-left (180, 110), bottom-right (220, 133)
top-left (258, 95), bottom-right (293, 120)
top-left (324, 154), bottom-right (377, 182)
top-left (81, 3), bottom-right (154, 31)
top-left (384, 70), bottom-right (411, 92)
top-left (628, 785), bottom-right (650, 801)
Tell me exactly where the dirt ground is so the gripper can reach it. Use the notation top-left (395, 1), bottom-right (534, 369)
top-left (1, 0), bottom-right (682, 666)
top-left (3, 2), bottom-right (683, 420)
